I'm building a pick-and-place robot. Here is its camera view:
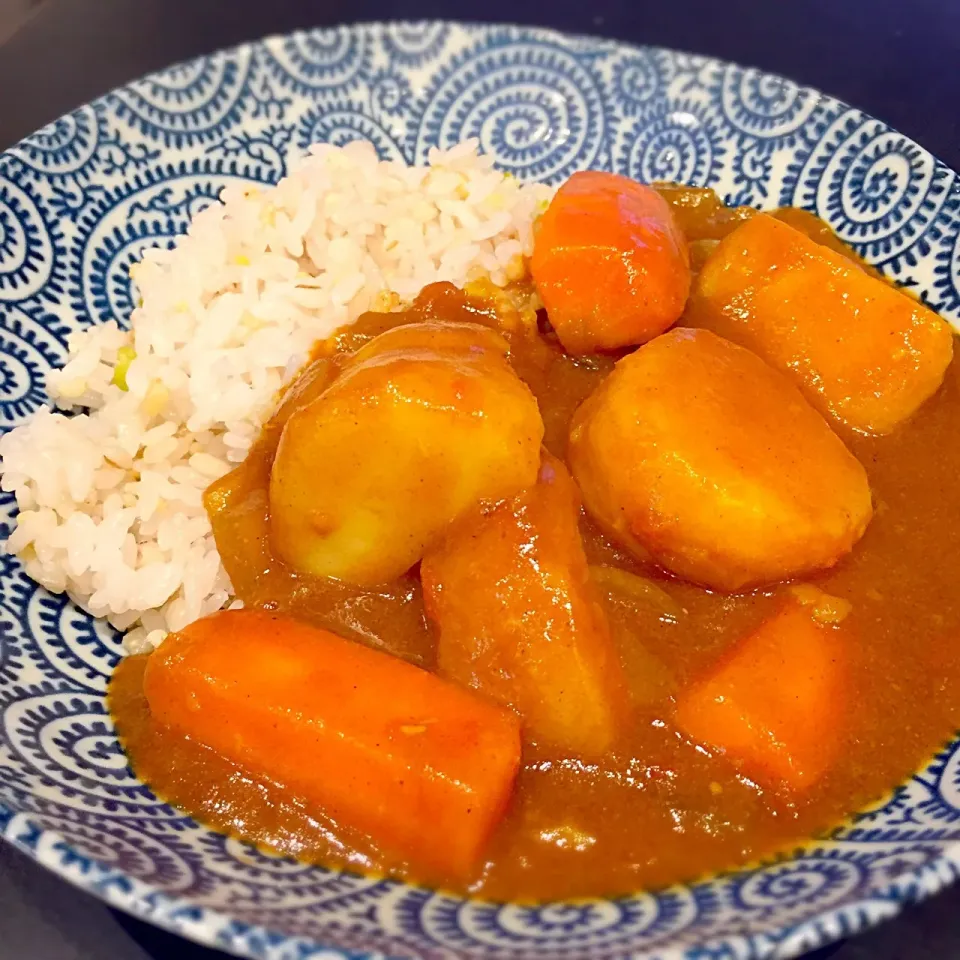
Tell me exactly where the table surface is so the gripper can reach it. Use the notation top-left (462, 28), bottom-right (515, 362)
top-left (1, 0), bottom-right (959, 957)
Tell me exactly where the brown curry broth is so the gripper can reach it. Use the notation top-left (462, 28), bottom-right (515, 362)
top-left (109, 188), bottom-right (960, 901)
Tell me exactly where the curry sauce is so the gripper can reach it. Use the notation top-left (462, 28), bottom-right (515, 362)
top-left (109, 187), bottom-right (960, 901)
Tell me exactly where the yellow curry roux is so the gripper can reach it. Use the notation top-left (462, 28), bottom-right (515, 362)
top-left (108, 187), bottom-right (960, 901)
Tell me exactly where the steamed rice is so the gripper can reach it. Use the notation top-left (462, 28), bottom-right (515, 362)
top-left (0, 140), bottom-right (552, 653)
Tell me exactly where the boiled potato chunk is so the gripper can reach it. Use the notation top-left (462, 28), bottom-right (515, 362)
top-left (691, 213), bottom-right (954, 435)
top-left (270, 321), bottom-right (544, 585)
top-left (568, 328), bottom-right (873, 591)
top-left (421, 456), bottom-right (630, 757)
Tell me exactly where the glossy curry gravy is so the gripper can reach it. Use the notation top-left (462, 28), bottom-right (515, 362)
top-left (109, 188), bottom-right (960, 901)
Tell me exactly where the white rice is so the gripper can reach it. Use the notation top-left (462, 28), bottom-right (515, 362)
top-left (0, 139), bottom-right (552, 653)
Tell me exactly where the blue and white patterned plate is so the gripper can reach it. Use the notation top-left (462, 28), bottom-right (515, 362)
top-left (1, 21), bottom-right (960, 960)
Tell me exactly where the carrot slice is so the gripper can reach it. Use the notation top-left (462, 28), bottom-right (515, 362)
top-left (674, 600), bottom-right (848, 791)
top-left (691, 213), bottom-right (953, 434)
top-left (143, 609), bottom-right (522, 880)
top-left (531, 171), bottom-right (691, 354)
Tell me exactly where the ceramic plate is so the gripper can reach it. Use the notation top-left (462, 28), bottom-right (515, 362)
top-left (2, 20), bottom-right (960, 960)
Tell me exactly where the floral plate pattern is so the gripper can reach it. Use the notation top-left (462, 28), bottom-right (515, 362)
top-left (1, 20), bottom-right (960, 960)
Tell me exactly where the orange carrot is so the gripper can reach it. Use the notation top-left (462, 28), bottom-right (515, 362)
top-left (531, 171), bottom-right (691, 354)
top-left (144, 609), bottom-right (522, 880)
top-left (674, 600), bottom-right (848, 791)
top-left (691, 213), bottom-right (954, 434)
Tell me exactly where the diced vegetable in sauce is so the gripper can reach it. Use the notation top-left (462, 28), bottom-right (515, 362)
top-left (690, 213), bottom-right (954, 434)
top-left (144, 609), bottom-right (522, 880)
top-left (422, 455), bottom-right (630, 757)
top-left (675, 600), bottom-right (849, 790)
top-left (568, 327), bottom-right (873, 590)
top-left (531, 171), bottom-right (691, 353)
top-left (651, 182), bottom-right (755, 241)
top-left (270, 320), bottom-right (543, 585)
top-left (589, 564), bottom-right (683, 622)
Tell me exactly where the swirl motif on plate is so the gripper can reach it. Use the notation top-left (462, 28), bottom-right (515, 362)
top-left (369, 70), bottom-right (415, 122)
top-left (617, 100), bottom-right (724, 186)
top-left (611, 52), bottom-right (665, 115)
top-left (732, 856), bottom-right (866, 916)
top-left (725, 139), bottom-right (778, 205)
top-left (71, 162), bottom-right (276, 327)
top-left (0, 175), bottom-right (58, 303)
top-left (295, 103), bottom-right (407, 160)
top-left (381, 22), bottom-right (452, 67)
top-left (782, 109), bottom-right (955, 267)
top-left (466, 900), bottom-right (636, 947)
top-left (7, 105), bottom-right (105, 182)
top-left (931, 201), bottom-right (960, 316)
top-left (718, 65), bottom-right (821, 143)
top-left (412, 34), bottom-right (608, 182)
top-left (31, 812), bottom-right (201, 892)
top-left (394, 885), bottom-right (710, 954)
top-left (2, 690), bottom-right (163, 813)
top-left (26, 590), bottom-right (120, 690)
top-left (0, 308), bottom-right (65, 427)
top-left (262, 28), bottom-right (372, 97)
top-left (110, 55), bottom-right (254, 148)
top-left (196, 834), bottom-right (330, 888)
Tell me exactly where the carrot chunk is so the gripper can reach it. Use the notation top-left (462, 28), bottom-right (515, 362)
top-left (691, 213), bottom-right (954, 434)
top-left (144, 609), bottom-right (522, 880)
top-left (675, 600), bottom-right (848, 791)
top-left (531, 171), bottom-right (691, 354)
top-left (421, 456), bottom-right (630, 757)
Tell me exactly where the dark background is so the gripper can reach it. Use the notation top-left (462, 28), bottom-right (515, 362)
top-left (1, 0), bottom-right (959, 957)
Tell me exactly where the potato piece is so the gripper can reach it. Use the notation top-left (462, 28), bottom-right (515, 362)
top-left (531, 171), bottom-right (691, 354)
top-left (421, 456), bottom-right (630, 757)
top-left (691, 213), bottom-right (954, 434)
top-left (270, 321), bottom-right (543, 585)
top-left (568, 328), bottom-right (873, 591)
